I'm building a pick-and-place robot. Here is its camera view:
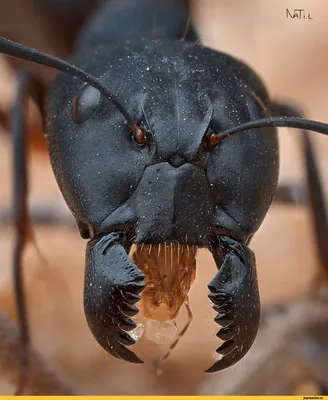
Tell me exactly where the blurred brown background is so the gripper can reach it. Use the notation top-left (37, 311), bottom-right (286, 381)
top-left (0, 0), bottom-right (327, 395)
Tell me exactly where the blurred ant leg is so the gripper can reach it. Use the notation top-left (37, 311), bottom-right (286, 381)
top-left (273, 101), bottom-right (328, 292)
top-left (0, 204), bottom-right (75, 229)
top-left (0, 109), bottom-right (8, 131)
top-left (274, 182), bottom-right (308, 206)
top-left (0, 61), bottom-right (75, 230)
top-left (296, 335), bottom-right (328, 395)
top-left (302, 132), bottom-right (328, 291)
top-left (10, 69), bottom-right (43, 395)
top-left (0, 57), bottom-right (45, 143)
top-left (272, 101), bottom-right (308, 207)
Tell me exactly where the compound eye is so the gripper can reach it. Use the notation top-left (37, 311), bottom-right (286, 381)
top-left (203, 125), bottom-right (222, 150)
top-left (207, 130), bottom-right (218, 148)
top-left (246, 92), bottom-right (268, 120)
top-left (72, 84), bottom-right (101, 123)
top-left (132, 128), bottom-right (148, 147)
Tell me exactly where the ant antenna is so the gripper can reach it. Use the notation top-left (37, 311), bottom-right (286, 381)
top-left (212, 116), bottom-right (328, 144)
top-left (0, 37), bottom-right (139, 133)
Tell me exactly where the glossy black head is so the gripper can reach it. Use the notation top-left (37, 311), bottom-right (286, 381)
top-left (46, 39), bottom-right (279, 246)
top-left (1, 30), bottom-right (328, 374)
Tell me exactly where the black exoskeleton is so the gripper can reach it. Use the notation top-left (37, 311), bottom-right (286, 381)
top-left (1, 0), bottom-right (328, 379)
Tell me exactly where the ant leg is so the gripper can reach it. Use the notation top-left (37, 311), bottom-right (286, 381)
top-left (10, 69), bottom-right (43, 395)
top-left (302, 131), bottom-right (328, 292)
top-left (274, 182), bottom-right (308, 206)
top-left (0, 61), bottom-right (75, 230)
top-left (0, 203), bottom-right (75, 229)
top-left (271, 102), bottom-right (309, 207)
top-left (273, 101), bottom-right (328, 292)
